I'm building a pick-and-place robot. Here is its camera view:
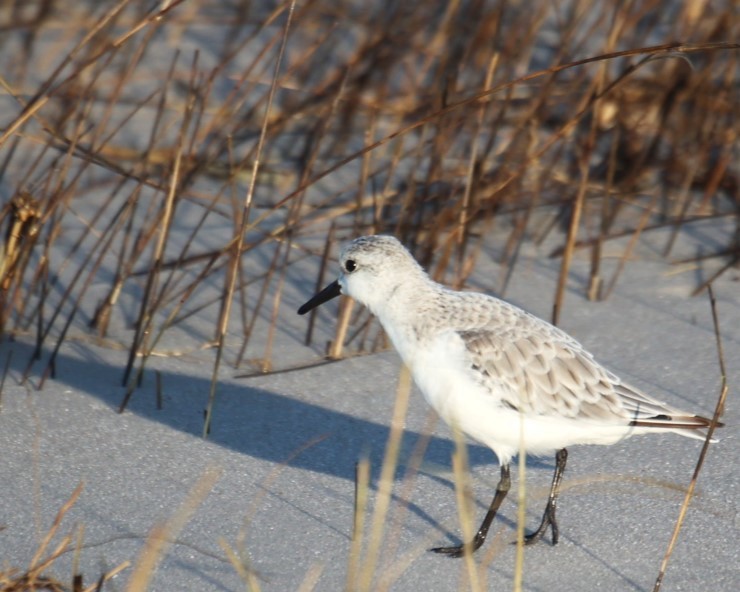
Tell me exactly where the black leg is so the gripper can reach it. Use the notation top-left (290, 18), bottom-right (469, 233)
top-left (431, 464), bottom-right (511, 557)
top-left (524, 448), bottom-right (568, 546)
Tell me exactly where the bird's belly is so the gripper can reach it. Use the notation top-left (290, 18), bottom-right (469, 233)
top-left (408, 343), bottom-right (510, 445)
top-left (408, 347), bottom-right (633, 464)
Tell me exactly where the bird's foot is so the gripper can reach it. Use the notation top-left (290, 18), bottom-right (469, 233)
top-left (522, 508), bottom-right (558, 546)
top-left (430, 533), bottom-right (485, 558)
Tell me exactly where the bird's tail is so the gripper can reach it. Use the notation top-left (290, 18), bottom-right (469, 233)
top-left (630, 414), bottom-right (723, 442)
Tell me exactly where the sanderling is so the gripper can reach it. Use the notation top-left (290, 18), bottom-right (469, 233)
top-left (298, 235), bottom-right (720, 557)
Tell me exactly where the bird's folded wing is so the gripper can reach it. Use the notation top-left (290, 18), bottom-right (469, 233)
top-left (460, 328), bottom-right (695, 424)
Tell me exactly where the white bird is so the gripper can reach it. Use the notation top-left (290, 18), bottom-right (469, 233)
top-left (298, 235), bottom-right (719, 556)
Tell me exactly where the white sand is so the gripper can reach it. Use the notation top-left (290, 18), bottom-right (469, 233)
top-left (1, 236), bottom-right (737, 591)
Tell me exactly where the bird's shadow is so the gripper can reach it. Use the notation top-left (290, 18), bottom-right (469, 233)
top-left (3, 337), bottom-right (559, 545)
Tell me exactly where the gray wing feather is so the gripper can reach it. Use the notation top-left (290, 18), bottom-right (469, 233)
top-left (460, 325), bottom-right (684, 423)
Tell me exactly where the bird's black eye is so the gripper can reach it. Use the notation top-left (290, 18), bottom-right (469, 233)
top-left (345, 259), bottom-right (357, 273)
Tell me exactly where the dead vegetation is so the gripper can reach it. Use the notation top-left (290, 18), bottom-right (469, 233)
top-left (0, 0), bottom-right (737, 589)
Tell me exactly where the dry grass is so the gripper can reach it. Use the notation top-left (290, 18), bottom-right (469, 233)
top-left (0, 0), bottom-right (736, 589)
top-left (0, 483), bottom-right (128, 592)
top-left (0, 1), bottom-right (736, 383)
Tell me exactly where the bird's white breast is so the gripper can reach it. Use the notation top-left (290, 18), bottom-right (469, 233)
top-left (396, 329), bottom-right (637, 465)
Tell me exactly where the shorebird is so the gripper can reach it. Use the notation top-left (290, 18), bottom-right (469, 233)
top-left (298, 235), bottom-right (719, 556)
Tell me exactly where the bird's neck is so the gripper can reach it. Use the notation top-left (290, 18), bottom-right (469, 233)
top-left (373, 281), bottom-right (447, 363)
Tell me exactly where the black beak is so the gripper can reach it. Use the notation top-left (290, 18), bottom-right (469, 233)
top-left (297, 279), bottom-right (342, 315)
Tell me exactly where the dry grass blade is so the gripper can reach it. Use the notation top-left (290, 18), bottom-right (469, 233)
top-left (218, 539), bottom-right (262, 592)
top-left (202, 0), bottom-right (297, 437)
top-left (28, 483), bottom-right (84, 572)
top-left (652, 284), bottom-right (728, 592)
top-left (303, 224), bottom-right (336, 347)
top-left (228, 433), bottom-right (329, 590)
top-left (125, 467), bottom-right (221, 592)
top-left (296, 562), bottom-right (325, 592)
top-left (328, 298), bottom-right (354, 360)
top-left (120, 50), bottom-right (195, 407)
top-left (356, 365), bottom-right (412, 592)
top-left (451, 426), bottom-right (482, 592)
top-left (513, 410), bottom-right (527, 592)
top-left (552, 158), bottom-right (588, 326)
top-left (346, 456), bottom-right (371, 591)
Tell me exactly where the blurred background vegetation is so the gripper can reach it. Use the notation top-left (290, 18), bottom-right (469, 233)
top-left (0, 0), bottom-right (737, 388)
